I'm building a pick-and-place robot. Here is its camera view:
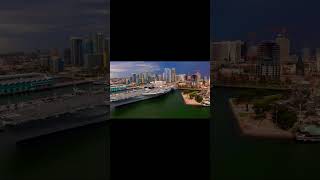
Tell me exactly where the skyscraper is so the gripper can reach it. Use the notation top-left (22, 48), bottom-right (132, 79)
top-left (275, 34), bottom-right (290, 63)
top-left (93, 33), bottom-right (105, 54)
top-left (171, 68), bottom-right (176, 82)
top-left (70, 37), bottom-right (84, 66)
top-left (302, 48), bottom-right (311, 62)
top-left (63, 48), bottom-right (71, 65)
top-left (164, 68), bottom-right (172, 83)
top-left (316, 48), bottom-right (320, 72)
top-left (256, 41), bottom-right (280, 80)
top-left (132, 73), bottom-right (137, 84)
top-left (212, 41), bottom-right (243, 64)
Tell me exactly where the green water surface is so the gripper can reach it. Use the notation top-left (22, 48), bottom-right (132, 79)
top-left (111, 90), bottom-right (210, 119)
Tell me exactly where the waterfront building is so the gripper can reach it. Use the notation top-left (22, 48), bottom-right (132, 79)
top-left (38, 51), bottom-right (50, 70)
top-left (191, 74), bottom-right (198, 87)
top-left (246, 45), bottom-right (258, 63)
top-left (164, 68), bottom-right (172, 83)
top-left (70, 37), bottom-right (84, 66)
top-left (212, 40), bottom-right (243, 64)
top-left (171, 68), bottom-right (176, 82)
top-left (49, 56), bottom-right (63, 73)
top-left (187, 75), bottom-right (191, 81)
top-left (132, 73), bottom-right (137, 84)
top-left (196, 72), bottom-right (201, 83)
top-left (256, 41), bottom-right (280, 80)
top-left (275, 34), bottom-right (290, 63)
top-left (176, 74), bottom-right (186, 82)
top-left (150, 81), bottom-right (166, 87)
top-left (84, 34), bottom-right (105, 70)
top-left (93, 32), bottom-right (105, 54)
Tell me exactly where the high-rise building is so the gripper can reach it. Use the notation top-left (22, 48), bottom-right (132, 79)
top-left (171, 68), bottom-right (176, 82)
top-left (256, 41), bottom-right (280, 80)
top-left (176, 74), bottom-right (186, 82)
top-left (195, 72), bottom-right (201, 82)
top-left (70, 37), bottom-right (84, 66)
top-left (63, 48), bottom-right (71, 65)
top-left (296, 55), bottom-right (305, 76)
top-left (212, 41), bottom-right (243, 64)
top-left (275, 34), bottom-right (290, 63)
top-left (302, 48), bottom-right (311, 62)
top-left (50, 56), bottom-right (63, 73)
top-left (132, 73), bottom-right (137, 84)
top-left (164, 68), bottom-right (172, 83)
top-left (316, 48), bottom-right (320, 72)
top-left (93, 33), bottom-right (105, 54)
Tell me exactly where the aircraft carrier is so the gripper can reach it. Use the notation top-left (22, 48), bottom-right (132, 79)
top-left (110, 86), bottom-right (174, 108)
top-left (0, 89), bottom-right (108, 128)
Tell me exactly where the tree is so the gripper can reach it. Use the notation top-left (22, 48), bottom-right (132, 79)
top-left (195, 95), bottom-right (203, 103)
top-left (272, 105), bottom-right (297, 130)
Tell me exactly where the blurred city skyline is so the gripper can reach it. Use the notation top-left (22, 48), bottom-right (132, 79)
top-left (110, 61), bottom-right (210, 78)
top-left (212, 0), bottom-right (320, 51)
top-left (0, 0), bottom-right (109, 53)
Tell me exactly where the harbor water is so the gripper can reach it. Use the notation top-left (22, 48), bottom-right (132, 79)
top-left (111, 90), bottom-right (210, 119)
top-left (212, 87), bottom-right (320, 180)
top-left (0, 83), bottom-right (109, 180)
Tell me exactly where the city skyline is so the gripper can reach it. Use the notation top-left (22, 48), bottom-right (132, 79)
top-left (110, 61), bottom-right (210, 78)
top-left (0, 0), bottom-right (109, 53)
top-left (212, 0), bottom-right (320, 50)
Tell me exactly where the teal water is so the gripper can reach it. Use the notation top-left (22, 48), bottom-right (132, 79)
top-left (111, 90), bottom-right (210, 119)
top-left (212, 87), bottom-right (320, 180)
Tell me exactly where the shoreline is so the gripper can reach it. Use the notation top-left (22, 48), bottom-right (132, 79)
top-left (181, 92), bottom-right (202, 106)
top-left (229, 98), bottom-right (294, 140)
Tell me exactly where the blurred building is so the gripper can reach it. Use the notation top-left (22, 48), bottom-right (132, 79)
top-left (70, 37), bottom-right (84, 66)
top-left (256, 41), bottom-right (280, 80)
top-left (275, 34), bottom-right (290, 63)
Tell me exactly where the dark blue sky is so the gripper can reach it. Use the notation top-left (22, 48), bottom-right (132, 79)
top-left (212, 0), bottom-right (320, 51)
top-left (110, 61), bottom-right (210, 78)
top-left (0, 0), bottom-right (109, 53)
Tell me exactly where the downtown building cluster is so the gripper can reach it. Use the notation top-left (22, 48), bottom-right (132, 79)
top-left (70, 33), bottom-right (109, 71)
top-left (38, 32), bottom-right (109, 74)
top-left (111, 68), bottom-right (209, 89)
top-left (211, 32), bottom-right (320, 84)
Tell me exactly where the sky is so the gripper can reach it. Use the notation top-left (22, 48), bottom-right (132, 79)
top-left (0, 0), bottom-right (109, 53)
top-left (212, 0), bottom-right (320, 51)
top-left (110, 61), bottom-right (210, 78)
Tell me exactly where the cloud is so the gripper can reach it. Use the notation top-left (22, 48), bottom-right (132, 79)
top-left (110, 62), bottom-right (161, 78)
top-left (0, 0), bottom-right (109, 52)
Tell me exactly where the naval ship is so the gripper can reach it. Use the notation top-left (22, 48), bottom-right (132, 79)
top-left (110, 85), bottom-right (175, 108)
